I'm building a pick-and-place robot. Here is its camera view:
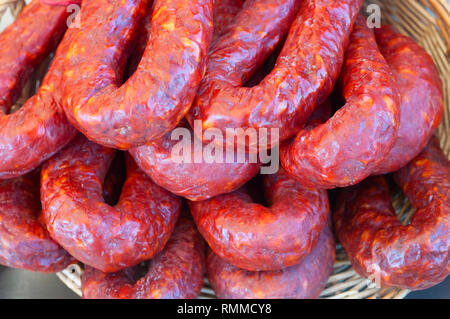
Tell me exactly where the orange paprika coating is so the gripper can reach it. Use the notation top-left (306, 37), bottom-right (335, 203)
top-left (334, 137), bottom-right (449, 290)
top-left (41, 135), bottom-right (181, 272)
top-left (81, 218), bottom-right (205, 299)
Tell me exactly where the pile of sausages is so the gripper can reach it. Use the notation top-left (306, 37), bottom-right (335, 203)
top-left (0, 0), bottom-right (448, 299)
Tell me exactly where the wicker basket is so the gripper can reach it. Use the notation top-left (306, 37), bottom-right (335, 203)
top-left (1, 0), bottom-right (448, 299)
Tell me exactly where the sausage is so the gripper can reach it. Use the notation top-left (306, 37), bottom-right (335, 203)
top-left (81, 218), bottom-right (205, 299)
top-left (189, 169), bottom-right (329, 271)
top-left (212, 0), bottom-right (244, 42)
top-left (0, 0), bottom-right (66, 114)
top-left (188, 0), bottom-right (363, 152)
top-left (0, 0), bottom-right (77, 179)
top-left (41, 135), bottom-right (181, 272)
top-left (129, 0), bottom-right (258, 201)
top-left (371, 25), bottom-right (444, 175)
top-left (130, 122), bottom-right (261, 201)
top-left (0, 171), bottom-right (75, 272)
top-left (207, 222), bottom-right (335, 299)
top-left (334, 137), bottom-right (449, 290)
top-left (60, 0), bottom-right (214, 150)
top-left (130, 102), bottom-right (330, 202)
top-left (280, 15), bottom-right (400, 189)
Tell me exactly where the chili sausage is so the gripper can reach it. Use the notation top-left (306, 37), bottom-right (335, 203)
top-left (207, 222), bottom-right (335, 298)
top-left (0, 0), bottom-right (76, 179)
top-left (372, 25), bottom-right (444, 174)
top-left (129, 0), bottom-right (257, 201)
top-left (41, 135), bottom-right (181, 272)
top-left (81, 218), bottom-right (205, 299)
top-left (189, 0), bottom-right (363, 152)
top-left (60, 0), bottom-right (214, 150)
top-left (189, 169), bottom-right (329, 271)
top-left (0, 172), bottom-right (74, 272)
top-left (280, 15), bottom-right (400, 189)
top-left (334, 137), bottom-right (449, 290)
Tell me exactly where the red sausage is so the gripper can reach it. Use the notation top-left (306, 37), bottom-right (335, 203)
top-left (0, 0), bottom-right (76, 179)
top-left (189, 0), bottom-right (363, 152)
top-left (212, 0), bottom-right (245, 42)
top-left (130, 102), bottom-right (329, 202)
top-left (130, 123), bottom-right (261, 201)
top-left (60, 0), bottom-right (214, 150)
top-left (371, 25), bottom-right (444, 174)
top-left (81, 218), bottom-right (205, 299)
top-left (129, 0), bottom-right (258, 201)
top-left (41, 135), bottom-right (181, 272)
top-left (281, 15), bottom-right (400, 189)
top-left (207, 223), bottom-right (335, 299)
top-left (0, 0), bottom-right (66, 114)
top-left (189, 169), bottom-right (329, 271)
top-left (0, 172), bottom-right (74, 272)
top-left (334, 137), bottom-right (449, 290)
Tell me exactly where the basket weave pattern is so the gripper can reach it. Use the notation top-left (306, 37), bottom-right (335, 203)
top-left (1, 0), bottom-right (449, 299)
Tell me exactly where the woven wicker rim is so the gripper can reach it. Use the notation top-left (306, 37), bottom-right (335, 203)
top-left (1, 0), bottom-right (449, 299)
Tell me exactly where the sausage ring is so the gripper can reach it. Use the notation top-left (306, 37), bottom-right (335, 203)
top-left (129, 0), bottom-right (260, 201)
top-left (60, 0), bottom-right (214, 150)
top-left (189, 169), bottom-right (329, 271)
top-left (130, 122), bottom-right (261, 201)
top-left (0, 172), bottom-right (74, 272)
top-left (0, 0), bottom-right (76, 179)
top-left (189, 0), bottom-right (363, 152)
top-left (207, 222), bottom-right (335, 299)
top-left (334, 137), bottom-right (449, 290)
top-left (280, 15), bottom-right (400, 189)
top-left (81, 218), bottom-right (205, 299)
top-left (371, 25), bottom-right (444, 175)
top-left (212, 0), bottom-right (244, 43)
top-left (41, 135), bottom-right (181, 272)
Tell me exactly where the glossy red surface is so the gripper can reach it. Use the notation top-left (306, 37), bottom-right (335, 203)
top-left (372, 26), bottom-right (444, 174)
top-left (281, 15), bottom-right (400, 189)
top-left (0, 172), bottom-right (74, 272)
top-left (334, 137), bottom-right (449, 290)
top-left (60, 0), bottom-right (214, 149)
top-left (189, 169), bottom-right (329, 271)
top-left (129, 0), bottom-right (259, 201)
top-left (81, 218), bottom-right (205, 299)
top-left (189, 0), bottom-right (362, 151)
top-left (0, 0), bottom-right (76, 179)
top-left (207, 222), bottom-right (335, 298)
top-left (41, 135), bottom-right (181, 272)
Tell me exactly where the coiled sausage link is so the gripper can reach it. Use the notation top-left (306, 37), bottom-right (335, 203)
top-left (0, 0), bottom-right (76, 179)
top-left (334, 137), bottom-right (449, 290)
top-left (60, 0), bottom-right (214, 150)
top-left (130, 123), bottom-right (261, 201)
top-left (189, 0), bottom-right (363, 152)
top-left (0, 0), bottom-right (66, 113)
top-left (371, 25), bottom-right (444, 175)
top-left (189, 169), bottom-right (329, 271)
top-left (41, 135), bottom-right (181, 272)
top-left (0, 172), bottom-right (75, 272)
top-left (207, 222), bottom-right (335, 299)
top-left (129, 0), bottom-right (261, 201)
top-left (281, 15), bottom-right (400, 189)
top-left (82, 218), bottom-right (205, 299)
